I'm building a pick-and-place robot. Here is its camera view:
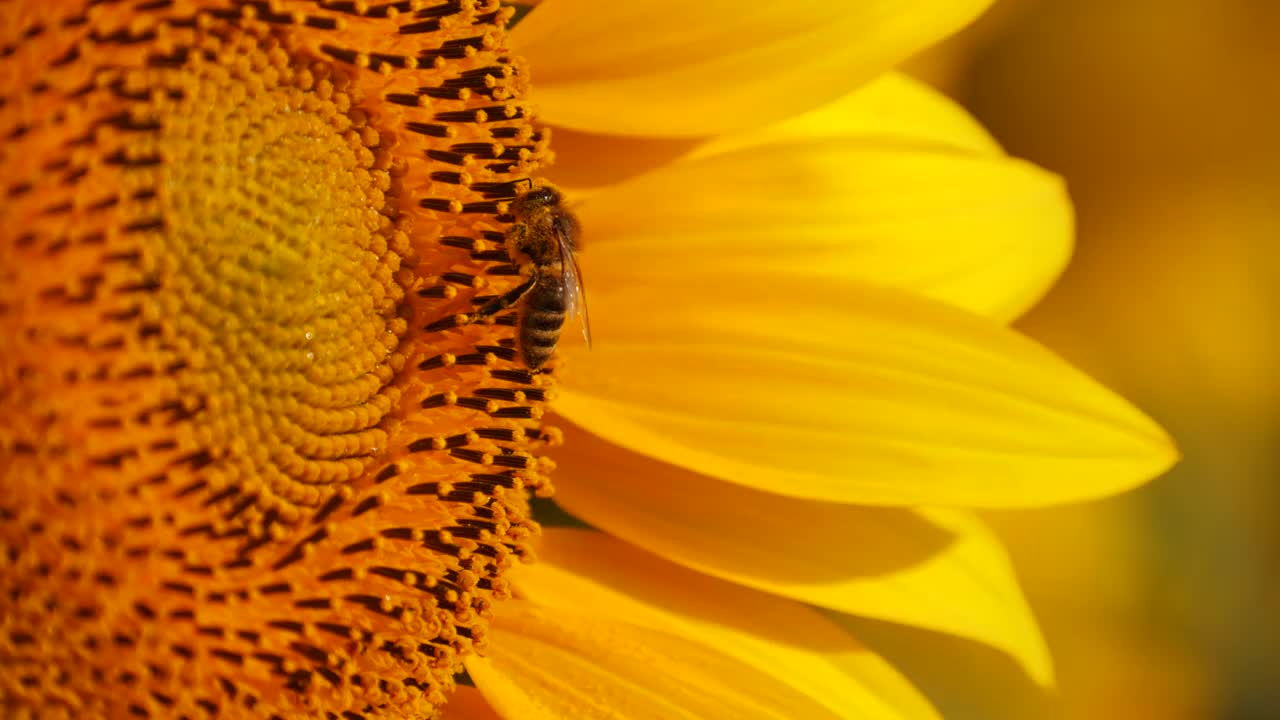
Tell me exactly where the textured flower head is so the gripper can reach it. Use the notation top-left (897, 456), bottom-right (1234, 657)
top-left (1, 1), bottom-right (561, 717)
top-left (1, 1), bottom-right (1179, 719)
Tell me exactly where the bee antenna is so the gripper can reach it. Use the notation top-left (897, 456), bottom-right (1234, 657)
top-left (511, 177), bottom-right (534, 196)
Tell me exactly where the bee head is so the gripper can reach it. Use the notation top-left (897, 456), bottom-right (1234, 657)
top-left (510, 182), bottom-right (561, 219)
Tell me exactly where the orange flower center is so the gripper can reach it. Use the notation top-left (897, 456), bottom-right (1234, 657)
top-left (1, 1), bottom-right (559, 717)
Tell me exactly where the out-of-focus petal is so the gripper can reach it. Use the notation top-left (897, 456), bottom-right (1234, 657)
top-left (556, 279), bottom-right (1177, 508)
top-left (513, 0), bottom-right (994, 137)
top-left (511, 529), bottom-right (938, 718)
top-left (573, 121), bottom-right (1071, 321)
top-left (467, 603), bottom-right (840, 719)
top-left (548, 431), bottom-right (1053, 685)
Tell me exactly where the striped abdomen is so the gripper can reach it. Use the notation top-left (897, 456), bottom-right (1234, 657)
top-left (519, 275), bottom-right (567, 369)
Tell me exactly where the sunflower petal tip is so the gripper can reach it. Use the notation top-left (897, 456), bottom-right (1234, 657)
top-left (1103, 397), bottom-right (1182, 486)
top-left (1140, 423), bottom-right (1182, 477)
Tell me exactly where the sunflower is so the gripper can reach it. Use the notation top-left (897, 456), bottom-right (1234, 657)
top-left (0, 1), bottom-right (1176, 720)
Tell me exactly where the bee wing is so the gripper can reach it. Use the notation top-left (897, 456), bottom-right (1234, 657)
top-left (558, 232), bottom-right (592, 348)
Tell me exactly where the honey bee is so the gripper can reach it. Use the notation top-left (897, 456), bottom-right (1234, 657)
top-left (469, 181), bottom-right (590, 369)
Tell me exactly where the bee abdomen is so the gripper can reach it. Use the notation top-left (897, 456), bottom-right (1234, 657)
top-left (525, 308), bottom-right (565, 332)
top-left (519, 307), bottom-right (563, 369)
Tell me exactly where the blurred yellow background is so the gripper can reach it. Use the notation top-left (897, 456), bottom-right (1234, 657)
top-left (899, 1), bottom-right (1280, 718)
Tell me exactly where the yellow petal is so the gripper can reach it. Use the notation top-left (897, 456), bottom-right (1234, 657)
top-left (557, 279), bottom-right (1177, 508)
top-left (548, 72), bottom-right (1002, 198)
top-left (467, 528), bottom-right (939, 719)
top-left (573, 117), bottom-right (1071, 322)
top-left (549, 428), bottom-right (1053, 685)
top-left (468, 605), bottom-right (838, 720)
top-left (543, 128), bottom-right (702, 193)
top-left (513, 0), bottom-right (994, 137)
top-left (688, 72), bottom-right (1002, 159)
top-left (833, 613), bottom-right (1059, 720)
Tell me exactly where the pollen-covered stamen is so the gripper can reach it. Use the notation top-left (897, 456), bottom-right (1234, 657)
top-left (1, 0), bottom-right (556, 717)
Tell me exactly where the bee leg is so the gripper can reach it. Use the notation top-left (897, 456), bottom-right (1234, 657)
top-left (467, 269), bottom-right (539, 323)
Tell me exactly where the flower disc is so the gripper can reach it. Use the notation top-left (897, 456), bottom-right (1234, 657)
top-left (0, 1), bottom-right (556, 717)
